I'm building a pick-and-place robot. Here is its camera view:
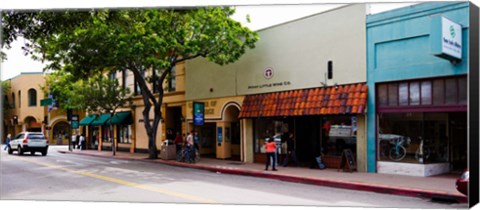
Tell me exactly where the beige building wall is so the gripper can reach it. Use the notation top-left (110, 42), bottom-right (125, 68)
top-left (186, 4), bottom-right (367, 100)
top-left (6, 73), bottom-right (46, 132)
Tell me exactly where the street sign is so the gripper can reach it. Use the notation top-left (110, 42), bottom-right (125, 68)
top-left (40, 98), bottom-right (53, 106)
top-left (193, 102), bottom-right (205, 126)
top-left (71, 114), bottom-right (79, 129)
top-left (72, 121), bottom-right (79, 129)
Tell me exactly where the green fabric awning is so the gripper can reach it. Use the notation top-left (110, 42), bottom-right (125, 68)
top-left (109, 111), bottom-right (133, 125)
top-left (79, 115), bottom-right (97, 126)
top-left (90, 113), bottom-right (112, 126)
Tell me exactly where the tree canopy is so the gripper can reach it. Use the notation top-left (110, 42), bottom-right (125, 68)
top-left (2, 7), bottom-right (259, 158)
top-left (42, 70), bottom-right (132, 114)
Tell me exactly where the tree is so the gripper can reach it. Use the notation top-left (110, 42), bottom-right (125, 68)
top-left (2, 80), bottom-right (11, 113)
top-left (42, 70), bottom-right (133, 114)
top-left (2, 8), bottom-right (258, 159)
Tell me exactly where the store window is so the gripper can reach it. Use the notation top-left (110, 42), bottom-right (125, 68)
top-left (117, 125), bottom-right (132, 144)
top-left (254, 119), bottom-right (288, 154)
top-left (322, 116), bottom-right (357, 156)
top-left (377, 112), bottom-right (449, 164)
top-left (102, 126), bottom-right (113, 142)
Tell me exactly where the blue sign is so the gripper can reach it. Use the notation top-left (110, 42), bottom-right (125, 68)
top-left (193, 102), bottom-right (205, 126)
top-left (217, 127), bottom-right (223, 144)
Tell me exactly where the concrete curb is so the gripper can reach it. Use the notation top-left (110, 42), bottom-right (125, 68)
top-left (61, 150), bottom-right (468, 203)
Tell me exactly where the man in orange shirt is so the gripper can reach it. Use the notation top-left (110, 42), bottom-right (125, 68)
top-left (265, 137), bottom-right (278, 171)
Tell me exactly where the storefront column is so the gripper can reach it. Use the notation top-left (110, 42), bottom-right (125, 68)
top-left (216, 121), bottom-right (231, 159)
top-left (98, 127), bottom-right (102, 151)
top-left (242, 119), bottom-right (254, 163)
top-left (131, 107), bottom-right (136, 153)
top-left (94, 126), bottom-right (103, 151)
top-left (356, 115), bottom-right (367, 172)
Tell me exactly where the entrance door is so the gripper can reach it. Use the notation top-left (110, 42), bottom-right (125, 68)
top-left (295, 116), bottom-right (321, 163)
top-left (449, 112), bottom-right (467, 171)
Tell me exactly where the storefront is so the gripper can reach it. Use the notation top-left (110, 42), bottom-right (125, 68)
top-left (240, 84), bottom-right (368, 169)
top-left (186, 97), bottom-right (244, 160)
top-left (366, 2), bottom-right (469, 175)
top-left (375, 76), bottom-right (467, 175)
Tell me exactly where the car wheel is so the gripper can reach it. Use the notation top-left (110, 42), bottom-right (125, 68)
top-left (7, 146), bottom-right (13, 154)
top-left (17, 146), bottom-right (24, 156)
top-left (41, 150), bottom-right (47, 156)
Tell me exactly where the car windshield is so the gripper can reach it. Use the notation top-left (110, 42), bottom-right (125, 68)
top-left (28, 134), bottom-right (46, 139)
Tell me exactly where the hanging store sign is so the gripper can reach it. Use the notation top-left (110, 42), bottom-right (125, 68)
top-left (431, 16), bottom-right (462, 62)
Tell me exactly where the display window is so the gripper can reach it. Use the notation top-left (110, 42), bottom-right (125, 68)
top-left (377, 112), bottom-right (465, 165)
top-left (117, 125), bottom-right (132, 144)
top-left (254, 119), bottom-right (289, 154)
top-left (322, 116), bottom-right (357, 156)
top-left (102, 126), bottom-right (113, 142)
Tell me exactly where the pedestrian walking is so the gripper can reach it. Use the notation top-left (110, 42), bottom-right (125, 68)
top-left (193, 131), bottom-right (200, 152)
top-left (264, 137), bottom-right (277, 171)
top-left (282, 132), bottom-right (300, 167)
top-left (71, 134), bottom-right (77, 149)
top-left (79, 134), bottom-right (86, 150)
top-left (3, 134), bottom-right (11, 151)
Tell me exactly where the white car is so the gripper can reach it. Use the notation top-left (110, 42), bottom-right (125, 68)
top-left (7, 132), bottom-right (49, 156)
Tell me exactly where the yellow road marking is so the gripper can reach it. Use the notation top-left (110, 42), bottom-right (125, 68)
top-left (13, 156), bottom-right (217, 203)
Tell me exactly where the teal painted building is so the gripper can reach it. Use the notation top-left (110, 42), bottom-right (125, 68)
top-left (366, 2), bottom-right (470, 176)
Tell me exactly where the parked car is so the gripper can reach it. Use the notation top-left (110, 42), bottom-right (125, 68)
top-left (456, 169), bottom-right (469, 196)
top-left (7, 132), bottom-right (49, 156)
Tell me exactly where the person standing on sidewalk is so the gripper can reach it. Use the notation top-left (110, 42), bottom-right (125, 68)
top-left (265, 137), bottom-right (277, 171)
top-left (282, 132), bottom-right (300, 167)
top-left (174, 132), bottom-right (183, 154)
top-left (185, 132), bottom-right (194, 163)
top-left (3, 134), bottom-right (11, 151)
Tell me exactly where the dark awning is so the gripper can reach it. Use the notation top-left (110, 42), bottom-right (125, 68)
top-left (79, 115), bottom-right (97, 126)
top-left (90, 113), bottom-right (111, 126)
top-left (239, 83), bottom-right (368, 118)
top-left (108, 111), bottom-right (133, 125)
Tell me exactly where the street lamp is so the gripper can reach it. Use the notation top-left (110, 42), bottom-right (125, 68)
top-left (110, 110), bottom-right (115, 156)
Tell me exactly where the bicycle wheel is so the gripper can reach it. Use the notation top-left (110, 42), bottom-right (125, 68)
top-left (389, 146), bottom-right (406, 161)
top-left (194, 150), bottom-right (200, 163)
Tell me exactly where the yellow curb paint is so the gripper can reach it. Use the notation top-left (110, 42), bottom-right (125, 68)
top-left (16, 157), bottom-right (217, 204)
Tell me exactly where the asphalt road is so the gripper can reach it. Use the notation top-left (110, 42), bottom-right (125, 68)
top-left (0, 146), bottom-right (468, 209)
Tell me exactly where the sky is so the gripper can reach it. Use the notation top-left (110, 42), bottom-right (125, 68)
top-left (0, 0), bottom-right (465, 80)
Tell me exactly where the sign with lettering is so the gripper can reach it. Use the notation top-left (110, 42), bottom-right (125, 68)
top-left (431, 16), bottom-right (462, 62)
top-left (441, 17), bottom-right (462, 60)
top-left (193, 102), bottom-right (205, 126)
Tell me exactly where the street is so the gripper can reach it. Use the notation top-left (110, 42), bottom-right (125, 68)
top-left (0, 146), bottom-right (468, 209)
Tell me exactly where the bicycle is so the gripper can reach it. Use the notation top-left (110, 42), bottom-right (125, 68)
top-left (415, 136), bottom-right (430, 163)
top-left (379, 134), bottom-right (411, 161)
top-left (176, 145), bottom-right (200, 163)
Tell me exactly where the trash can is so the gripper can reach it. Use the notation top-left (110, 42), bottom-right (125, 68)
top-left (160, 141), bottom-right (176, 160)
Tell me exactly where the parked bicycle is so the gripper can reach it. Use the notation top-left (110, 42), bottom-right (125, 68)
top-left (176, 145), bottom-right (200, 163)
top-left (379, 134), bottom-right (411, 161)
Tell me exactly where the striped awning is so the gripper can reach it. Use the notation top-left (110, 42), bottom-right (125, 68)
top-left (239, 83), bottom-right (368, 118)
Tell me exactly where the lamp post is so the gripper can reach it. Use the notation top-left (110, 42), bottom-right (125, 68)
top-left (110, 110), bottom-right (115, 156)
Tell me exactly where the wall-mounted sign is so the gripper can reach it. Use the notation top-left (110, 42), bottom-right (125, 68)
top-left (193, 102), bottom-right (205, 126)
top-left (441, 17), bottom-right (462, 60)
top-left (431, 16), bottom-right (462, 62)
top-left (264, 67), bottom-right (274, 79)
top-left (217, 127), bottom-right (223, 144)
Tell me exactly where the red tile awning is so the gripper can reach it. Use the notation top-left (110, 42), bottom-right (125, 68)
top-left (239, 83), bottom-right (368, 118)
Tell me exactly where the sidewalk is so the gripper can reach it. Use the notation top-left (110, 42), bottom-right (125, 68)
top-left (61, 149), bottom-right (467, 203)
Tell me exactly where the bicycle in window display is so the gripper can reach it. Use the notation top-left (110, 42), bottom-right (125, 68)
top-left (379, 134), bottom-right (411, 161)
